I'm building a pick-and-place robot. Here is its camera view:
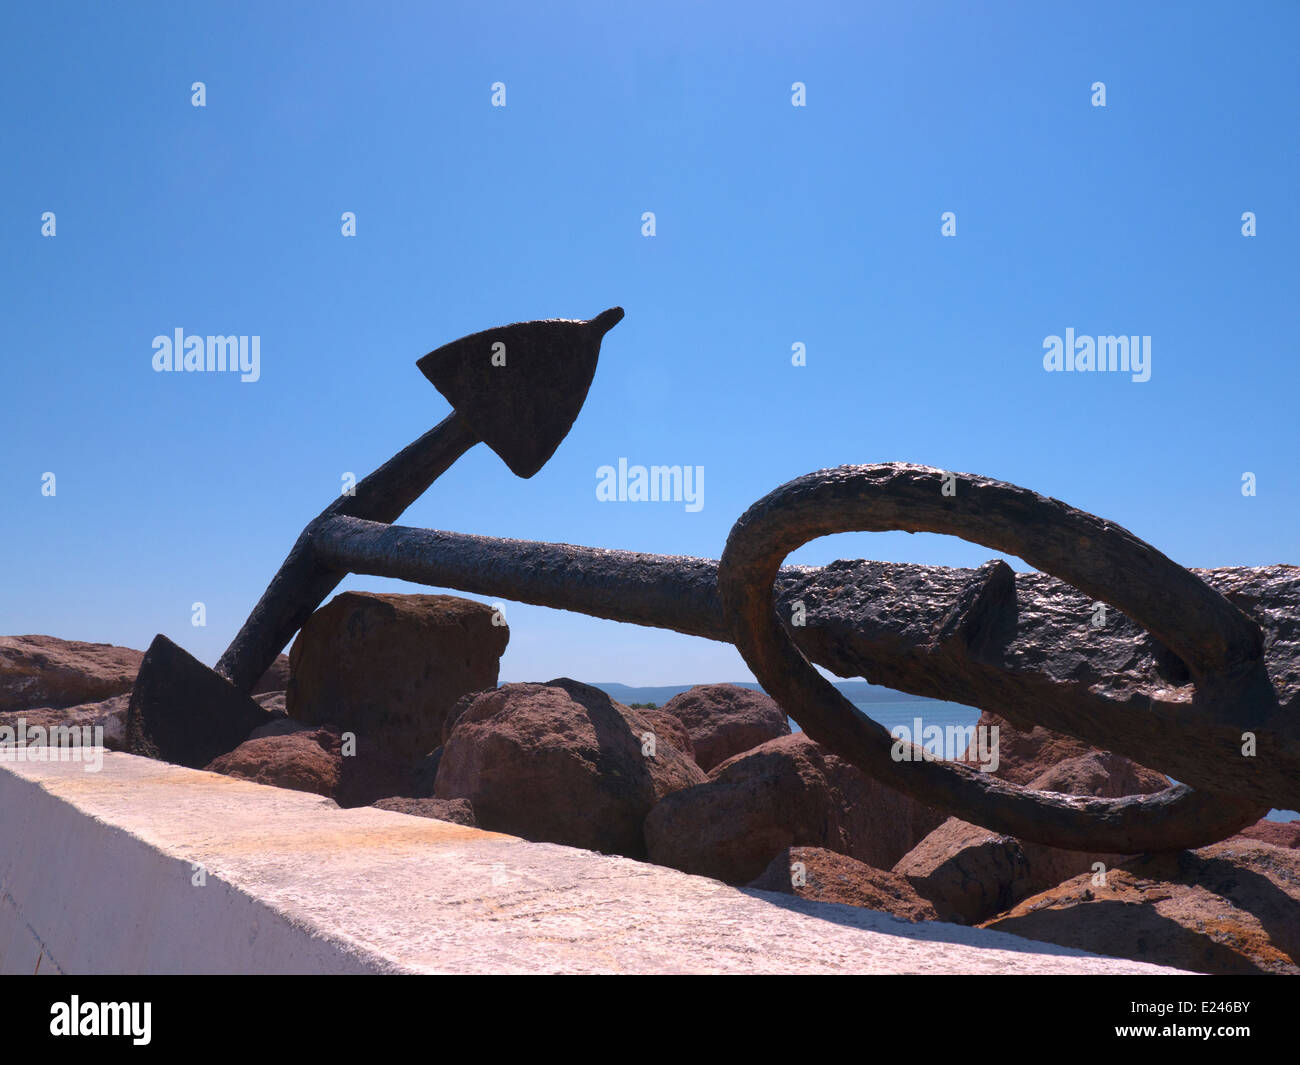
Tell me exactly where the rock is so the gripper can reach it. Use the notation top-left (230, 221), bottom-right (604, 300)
top-left (894, 751), bottom-right (1170, 924)
top-left (434, 681), bottom-right (661, 857)
top-left (643, 733), bottom-right (945, 885)
top-left (1015, 751), bottom-right (1168, 899)
top-left (253, 691), bottom-right (286, 715)
top-left (126, 634), bottom-right (272, 769)
top-left (205, 723), bottom-right (431, 807)
top-left (747, 847), bottom-right (940, 922)
top-left (0, 693), bottom-right (130, 752)
top-left (247, 712), bottom-right (313, 740)
top-left (1027, 749), bottom-right (1169, 797)
top-left (412, 746), bottom-right (443, 796)
top-left (0, 635), bottom-right (142, 712)
top-left (1232, 818), bottom-right (1300, 850)
top-left (205, 729), bottom-right (341, 799)
top-left (441, 689), bottom-right (486, 745)
top-left (0, 635), bottom-right (287, 717)
top-left (658, 684), bottom-right (791, 771)
top-left (6, 686), bottom-right (299, 764)
top-left (252, 655), bottom-right (291, 695)
top-left (288, 592), bottom-right (507, 760)
top-left (631, 707), bottom-right (695, 762)
top-left (625, 710), bottom-right (708, 800)
top-left (95, 697), bottom-right (128, 749)
top-left (892, 818), bottom-right (1032, 924)
top-left (542, 678), bottom-right (706, 800)
top-left (981, 839), bottom-right (1300, 975)
top-left (371, 796), bottom-right (477, 827)
top-left (334, 733), bottom-right (422, 809)
top-left (958, 709), bottom-right (1168, 787)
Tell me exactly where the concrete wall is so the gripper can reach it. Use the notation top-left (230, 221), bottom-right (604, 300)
top-left (0, 752), bottom-right (1185, 975)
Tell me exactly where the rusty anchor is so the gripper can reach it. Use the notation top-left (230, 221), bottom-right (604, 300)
top-left (129, 307), bottom-right (1298, 858)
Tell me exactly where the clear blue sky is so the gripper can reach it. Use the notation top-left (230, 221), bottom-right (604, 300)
top-left (2, 1), bottom-right (1296, 684)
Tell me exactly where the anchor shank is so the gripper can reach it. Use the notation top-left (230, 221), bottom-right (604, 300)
top-left (311, 513), bottom-right (1299, 809)
top-left (216, 412), bottom-right (480, 693)
top-left (312, 513), bottom-right (741, 641)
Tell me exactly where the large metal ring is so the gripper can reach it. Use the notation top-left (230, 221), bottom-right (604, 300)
top-left (718, 464), bottom-right (1268, 853)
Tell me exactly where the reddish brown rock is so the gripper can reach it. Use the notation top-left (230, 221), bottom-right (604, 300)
top-left (541, 678), bottom-right (706, 801)
top-left (205, 729), bottom-right (342, 799)
top-left (253, 691), bottom-right (286, 715)
top-left (335, 730), bottom-right (433, 808)
top-left (204, 722), bottom-right (433, 808)
top-left (252, 654), bottom-right (291, 695)
top-left (895, 751), bottom-right (1171, 924)
top-left (288, 592), bottom-right (508, 759)
top-left (412, 746), bottom-right (443, 796)
top-left (1233, 818), bottom-right (1300, 850)
top-left (643, 733), bottom-right (945, 885)
top-left (0, 693), bottom-right (130, 751)
top-left (1, 636), bottom-right (299, 718)
top-left (658, 684), bottom-right (790, 772)
top-left (441, 689), bottom-right (486, 745)
top-left (1028, 749), bottom-right (1169, 798)
top-left (981, 839), bottom-right (1300, 975)
top-left (892, 818), bottom-right (1032, 924)
top-left (247, 713), bottom-right (312, 740)
top-left (958, 709), bottom-right (1166, 787)
top-left (622, 707), bottom-right (708, 801)
top-left (371, 796), bottom-right (476, 827)
top-left (631, 707), bottom-right (696, 763)
top-left (434, 682), bottom-right (663, 857)
top-left (747, 847), bottom-right (940, 922)
top-left (0, 635), bottom-right (142, 712)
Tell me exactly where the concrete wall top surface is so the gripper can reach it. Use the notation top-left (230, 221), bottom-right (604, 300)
top-left (1, 752), bottom-right (1187, 975)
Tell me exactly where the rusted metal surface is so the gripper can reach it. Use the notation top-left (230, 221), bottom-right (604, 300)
top-left (312, 487), bottom-right (1298, 842)
top-left (132, 308), bottom-right (1299, 854)
top-left (717, 464), bottom-right (1290, 852)
top-left (130, 310), bottom-right (622, 759)
top-left (211, 308), bottom-right (623, 693)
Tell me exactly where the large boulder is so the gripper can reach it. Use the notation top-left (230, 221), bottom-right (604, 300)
top-left (435, 681), bottom-right (666, 857)
top-left (1, 635), bottom-right (142, 711)
top-left (1027, 749), bottom-right (1169, 798)
top-left (288, 593), bottom-right (508, 760)
top-left (658, 684), bottom-right (790, 771)
top-left (631, 707), bottom-right (695, 763)
top-left (0, 693), bottom-right (130, 751)
top-left (204, 729), bottom-right (341, 799)
top-left (0, 635), bottom-right (287, 715)
top-left (204, 723), bottom-right (423, 807)
top-left (746, 846), bottom-right (940, 922)
top-left (981, 838), bottom-right (1300, 975)
top-left (958, 708), bottom-right (1166, 786)
top-left (643, 732), bottom-right (945, 885)
top-left (1232, 817), bottom-right (1300, 850)
top-left (251, 654), bottom-right (291, 695)
top-left (894, 751), bottom-right (1170, 924)
top-left (541, 678), bottom-right (706, 801)
top-left (892, 818), bottom-right (1033, 924)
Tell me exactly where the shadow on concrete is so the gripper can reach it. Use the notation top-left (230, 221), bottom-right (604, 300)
top-left (736, 887), bottom-right (1185, 967)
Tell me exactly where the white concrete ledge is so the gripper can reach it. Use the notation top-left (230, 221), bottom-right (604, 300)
top-left (0, 753), bottom-right (1186, 974)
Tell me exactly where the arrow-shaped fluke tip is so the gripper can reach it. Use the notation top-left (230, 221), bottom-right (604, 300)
top-left (588, 307), bottom-right (625, 336)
